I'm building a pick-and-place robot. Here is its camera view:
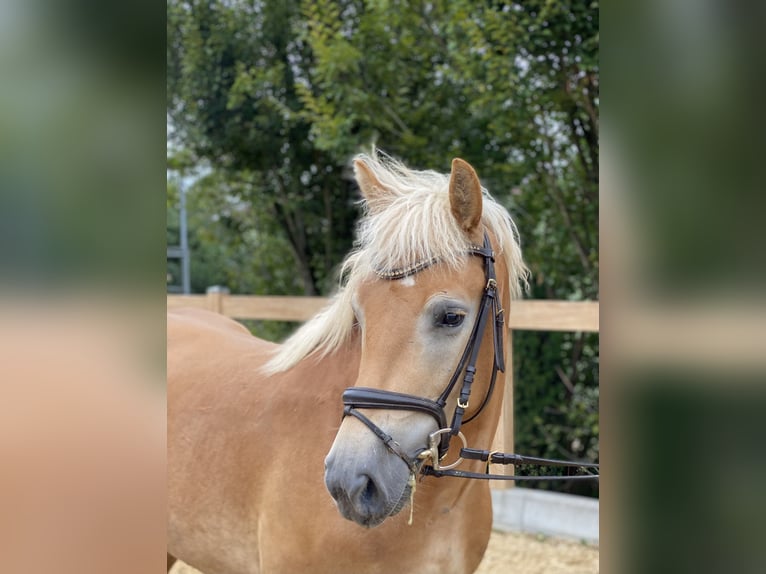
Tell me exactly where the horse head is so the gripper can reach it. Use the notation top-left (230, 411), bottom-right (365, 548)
top-left (320, 155), bottom-right (525, 527)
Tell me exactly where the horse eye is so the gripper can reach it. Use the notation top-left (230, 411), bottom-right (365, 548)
top-left (438, 311), bottom-right (465, 327)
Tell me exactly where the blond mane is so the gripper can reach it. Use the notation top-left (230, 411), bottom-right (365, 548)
top-left (264, 151), bottom-right (529, 374)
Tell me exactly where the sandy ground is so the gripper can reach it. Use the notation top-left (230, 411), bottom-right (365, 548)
top-left (171, 530), bottom-right (598, 574)
top-left (476, 530), bottom-right (598, 573)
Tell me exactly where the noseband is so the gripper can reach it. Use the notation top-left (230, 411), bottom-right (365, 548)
top-left (341, 231), bottom-right (599, 482)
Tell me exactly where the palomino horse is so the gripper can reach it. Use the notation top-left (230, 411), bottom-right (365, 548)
top-left (168, 153), bottom-right (528, 574)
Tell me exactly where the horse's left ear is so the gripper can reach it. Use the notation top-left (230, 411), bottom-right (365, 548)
top-left (449, 158), bottom-right (483, 238)
top-left (354, 158), bottom-right (393, 211)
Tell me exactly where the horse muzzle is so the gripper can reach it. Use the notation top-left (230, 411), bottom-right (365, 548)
top-left (324, 450), bottom-right (411, 528)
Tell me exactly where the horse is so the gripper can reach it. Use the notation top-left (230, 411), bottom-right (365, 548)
top-left (167, 152), bottom-right (528, 574)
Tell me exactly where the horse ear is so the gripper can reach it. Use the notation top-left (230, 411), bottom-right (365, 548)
top-left (354, 159), bottom-right (393, 209)
top-left (449, 158), bottom-right (483, 237)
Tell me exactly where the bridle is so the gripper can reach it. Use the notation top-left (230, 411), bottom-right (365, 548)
top-left (341, 231), bottom-right (599, 483)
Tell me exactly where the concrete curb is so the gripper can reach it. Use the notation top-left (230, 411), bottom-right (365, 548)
top-left (491, 488), bottom-right (599, 544)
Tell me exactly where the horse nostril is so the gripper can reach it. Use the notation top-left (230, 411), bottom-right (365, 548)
top-left (350, 474), bottom-right (378, 507)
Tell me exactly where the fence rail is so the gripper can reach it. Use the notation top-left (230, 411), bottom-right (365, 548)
top-left (168, 290), bottom-right (599, 488)
top-left (167, 292), bottom-right (599, 332)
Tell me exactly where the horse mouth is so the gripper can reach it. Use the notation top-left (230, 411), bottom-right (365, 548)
top-left (374, 457), bottom-right (426, 526)
top-left (384, 480), bottom-right (413, 519)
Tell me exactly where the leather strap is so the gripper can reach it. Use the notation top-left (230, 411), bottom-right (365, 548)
top-left (342, 387), bottom-right (448, 430)
top-left (419, 447), bottom-right (599, 482)
top-left (422, 466), bottom-right (599, 481)
top-left (448, 281), bottom-right (494, 435)
top-left (342, 387), bottom-right (449, 458)
top-left (344, 407), bottom-right (420, 474)
top-left (460, 447), bottom-right (600, 469)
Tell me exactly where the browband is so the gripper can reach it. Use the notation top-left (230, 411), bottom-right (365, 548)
top-left (373, 244), bottom-right (489, 280)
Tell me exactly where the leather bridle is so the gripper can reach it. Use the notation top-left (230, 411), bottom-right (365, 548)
top-left (341, 231), bottom-right (599, 482)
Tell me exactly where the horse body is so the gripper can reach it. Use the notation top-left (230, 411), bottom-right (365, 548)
top-left (168, 308), bottom-right (493, 574)
top-left (168, 153), bottom-right (528, 573)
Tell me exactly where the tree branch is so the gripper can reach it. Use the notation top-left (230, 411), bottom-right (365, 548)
top-left (272, 172), bottom-right (318, 295)
top-left (555, 364), bottom-right (575, 395)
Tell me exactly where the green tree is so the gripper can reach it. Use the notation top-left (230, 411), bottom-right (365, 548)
top-left (168, 0), bottom-right (359, 295)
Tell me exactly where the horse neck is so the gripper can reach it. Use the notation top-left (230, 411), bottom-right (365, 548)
top-left (298, 332), bottom-right (363, 395)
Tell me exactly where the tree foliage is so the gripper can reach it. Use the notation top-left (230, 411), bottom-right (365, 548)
top-left (168, 0), bottom-right (359, 295)
top-left (167, 0), bottom-right (599, 495)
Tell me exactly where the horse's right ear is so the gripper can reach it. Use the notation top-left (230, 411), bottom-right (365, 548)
top-left (354, 159), bottom-right (393, 209)
top-left (449, 158), bottom-right (483, 239)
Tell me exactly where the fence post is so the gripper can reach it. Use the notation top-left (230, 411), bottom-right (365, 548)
top-left (502, 330), bottom-right (515, 483)
top-left (490, 330), bottom-right (515, 489)
top-left (206, 286), bottom-right (230, 314)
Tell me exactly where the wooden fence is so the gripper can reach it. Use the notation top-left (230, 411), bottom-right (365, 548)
top-left (168, 290), bottom-right (599, 484)
top-left (167, 291), bottom-right (599, 331)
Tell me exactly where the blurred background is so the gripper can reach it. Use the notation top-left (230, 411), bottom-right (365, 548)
top-left (166, 0), bottom-right (600, 498)
top-left (0, 1), bottom-right (166, 573)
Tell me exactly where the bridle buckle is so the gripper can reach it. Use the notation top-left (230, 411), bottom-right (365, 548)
top-left (485, 449), bottom-right (501, 474)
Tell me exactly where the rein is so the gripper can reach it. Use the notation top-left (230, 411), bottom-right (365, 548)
top-left (341, 231), bottom-right (599, 483)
